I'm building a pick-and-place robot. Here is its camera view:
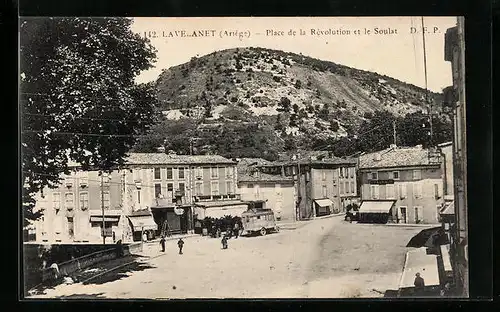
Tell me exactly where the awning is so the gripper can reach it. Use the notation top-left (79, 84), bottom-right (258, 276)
top-left (358, 201), bottom-right (394, 214)
top-left (127, 215), bottom-right (158, 231)
top-left (406, 226), bottom-right (449, 248)
top-left (204, 205), bottom-right (249, 218)
top-left (314, 199), bottom-right (333, 207)
top-left (398, 248), bottom-right (440, 289)
top-left (90, 216), bottom-right (120, 222)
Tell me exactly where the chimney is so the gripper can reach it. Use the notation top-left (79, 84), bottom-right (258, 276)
top-left (157, 146), bottom-right (165, 153)
top-left (389, 144), bottom-right (397, 149)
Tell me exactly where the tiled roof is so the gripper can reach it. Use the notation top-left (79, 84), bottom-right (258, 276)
top-left (358, 146), bottom-right (437, 169)
top-left (236, 157), bottom-right (291, 183)
top-left (238, 172), bottom-right (293, 183)
top-left (125, 153), bottom-right (236, 165)
top-left (261, 155), bottom-right (356, 167)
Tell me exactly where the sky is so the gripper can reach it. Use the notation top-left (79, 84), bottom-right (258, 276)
top-left (131, 17), bottom-right (458, 93)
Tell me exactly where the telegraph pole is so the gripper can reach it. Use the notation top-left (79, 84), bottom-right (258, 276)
top-left (421, 16), bottom-right (434, 146)
top-left (393, 120), bottom-right (397, 146)
top-left (101, 173), bottom-right (105, 245)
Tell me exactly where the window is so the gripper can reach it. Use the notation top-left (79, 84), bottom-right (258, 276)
top-left (350, 182), bottom-right (355, 194)
top-left (195, 167), bottom-right (203, 178)
top-left (247, 183), bottom-right (254, 189)
top-left (137, 190), bottom-right (141, 204)
top-left (195, 182), bottom-right (203, 195)
top-left (413, 183), bottom-right (422, 198)
top-left (52, 193), bottom-right (61, 210)
top-left (154, 168), bottom-right (161, 180)
top-left (211, 181), bottom-right (220, 195)
top-left (226, 181), bottom-right (233, 194)
top-left (345, 182), bottom-right (349, 194)
top-left (370, 185), bottom-right (379, 199)
top-left (102, 172), bottom-right (110, 185)
top-left (322, 185), bottom-right (328, 197)
top-left (412, 169), bottom-right (421, 180)
top-left (155, 183), bottom-right (162, 198)
top-left (399, 184), bottom-right (407, 199)
top-left (167, 183), bottom-right (174, 194)
top-left (80, 172), bottom-right (89, 187)
top-left (79, 192), bottom-right (89, 210)
top-left (370, 171), bottom-right (378, 180)
top-left (392, 171), bottom-right (400, 180)
top-left (322, 171), bottom-right (327, 181)
top-left (339, 182), bottom-right (344, 194)
top-left (254, 184), bottom-right (260, 198)
top-left (65, 193), bottom-right (74, 209)
top-left (178, 182), bottom-right (185, 192)
top-left (434, 184), bottom-right (440, 199)
top-left (178, 168), bottom-right (185, 179)
top-left (166, 168), bottom-right (173, 180)
top-left (386, 184), bottom-right (395, 199)
top-left (414, 206), bottom-right (423, 223)
top-left (225, 167), bottom-right (233, 178)
top-left (103, 191), bottom-right (110, 208)
top-left (211, 167), bottom-right (219, 178)
top-left (133, 169), bottom-right (141, 182)
top-left (349, 167), bottom-right (354, 178)
top-left (339, 168), bottom-right (344, 178)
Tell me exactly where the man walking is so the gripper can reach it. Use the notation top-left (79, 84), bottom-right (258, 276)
top-left (177, 238), bottom-right (184, 254)
top-left (160, 236), bottom-right (166, 252)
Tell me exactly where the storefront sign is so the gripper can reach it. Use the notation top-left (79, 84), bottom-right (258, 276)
top-left (369, 179), bottom-right (394, 185)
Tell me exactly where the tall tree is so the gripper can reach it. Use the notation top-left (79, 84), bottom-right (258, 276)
top-left (20, 17), bottom-right (157, 226)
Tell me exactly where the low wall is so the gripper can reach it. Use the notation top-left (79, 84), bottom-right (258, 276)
top-left (24, 243), bottom-right (140, 292)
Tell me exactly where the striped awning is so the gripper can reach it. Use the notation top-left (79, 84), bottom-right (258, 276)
top-left (127, 215), bottom-right (157, 231)
top-left (359, 201), bottom-right (395, 214)
top-left (314, 199), bottom-right (333, 207)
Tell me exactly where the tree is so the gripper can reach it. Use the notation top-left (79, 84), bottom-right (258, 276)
top-left (329, 120), bottom-right (340, 132)
top-left (277, 97), bottom-right (291, 112)
top-left (357, 110), bottom-right (399, 152)
top-left (20, 17), bottom-right (157, 226)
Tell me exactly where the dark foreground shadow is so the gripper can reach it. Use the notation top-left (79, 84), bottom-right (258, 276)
top-left (384, 289), bottom-right (399, 297)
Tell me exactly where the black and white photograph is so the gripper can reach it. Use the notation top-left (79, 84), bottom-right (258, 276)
top-left (20, 16), bottom-right (468, 299)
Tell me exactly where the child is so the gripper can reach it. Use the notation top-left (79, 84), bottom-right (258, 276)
top-left (177, 238), bottom-right (184, 254)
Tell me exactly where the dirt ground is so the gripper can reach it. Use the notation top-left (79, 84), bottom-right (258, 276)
top-left (27, 216), bottom-right (426, 299)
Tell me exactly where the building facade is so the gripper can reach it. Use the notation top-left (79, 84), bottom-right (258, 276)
top-left (444, 17), bottom-right (468, 296)
top-left (33, 153), bottom-right (240, 243)
top-left (258, 153), bottom-right (357, 220)
top-left (34, 170), bottom-right (125, 244)
top-left (237, 158), bottom-right (296, 221)
top-left (358, 145), bottom-right (444, 224)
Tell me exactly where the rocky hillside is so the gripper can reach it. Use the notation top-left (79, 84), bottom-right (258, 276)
top-left (134, 47), bottom-right (445, 159)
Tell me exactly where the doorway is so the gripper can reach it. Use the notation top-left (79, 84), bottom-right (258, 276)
top-left (67, 217), bottom-right (74, 238)
top-left (400, 207), bottom-right (407, 224)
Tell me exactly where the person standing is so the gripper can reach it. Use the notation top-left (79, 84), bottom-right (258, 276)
top-left (177, 238), bottom-right (184, 254)
top-left (234, 222), bottom-right (240, 239)
top-left (221, 236), bottom-right (228, 249)
top-left (414, 272), bottom-right (425, 296)
top-left (160, 236), bottom-right (166, 252)
top-left (142, 231), bottom-right (148, 243)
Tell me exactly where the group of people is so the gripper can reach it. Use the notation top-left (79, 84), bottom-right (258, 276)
top-left (159, 236), bottom-right (184, 254)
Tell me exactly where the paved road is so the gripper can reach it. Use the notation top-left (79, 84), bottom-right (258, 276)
top-left (28, 216), bottom-right (425, 299)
